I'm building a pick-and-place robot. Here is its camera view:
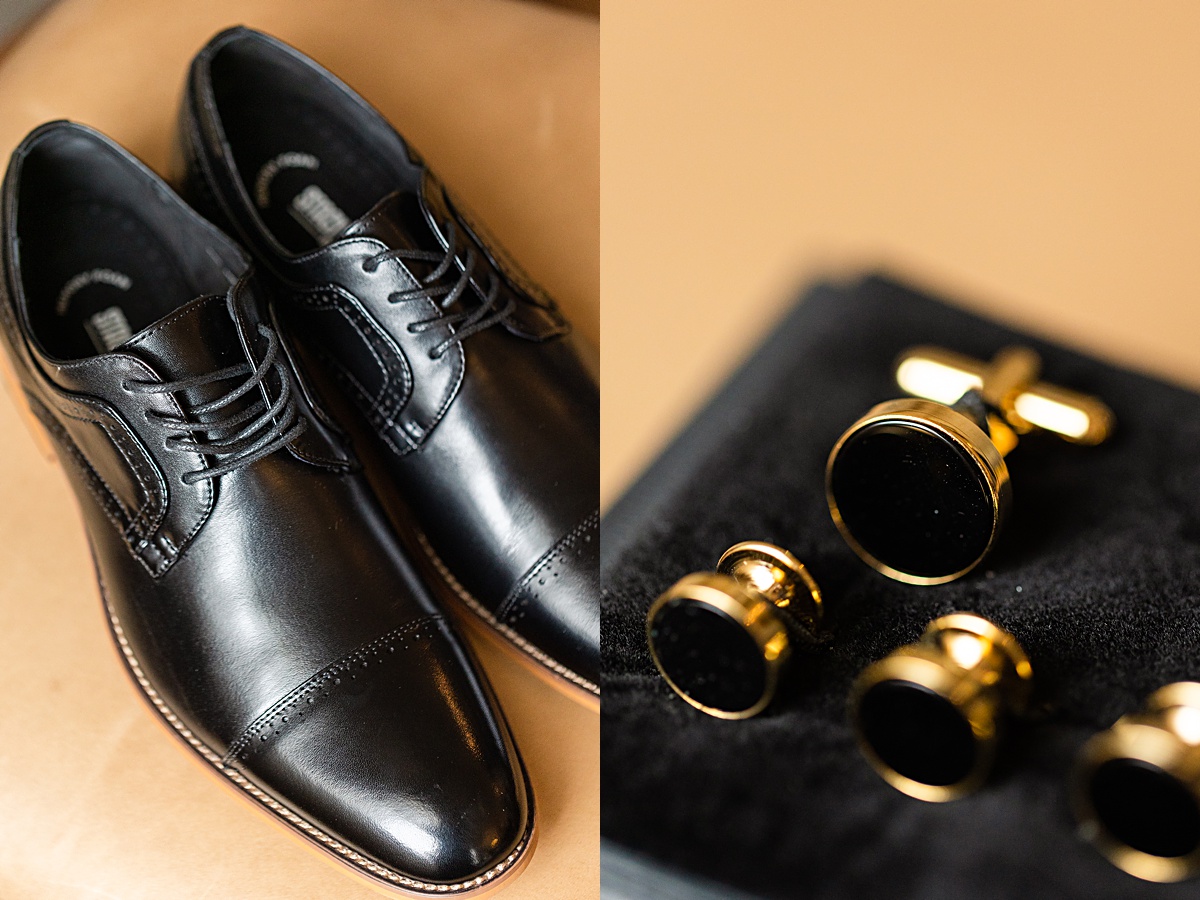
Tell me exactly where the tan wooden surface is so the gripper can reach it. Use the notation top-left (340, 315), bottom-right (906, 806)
top-left (0, 1), bottom-right (597, 898)
top-left (602, 1), bottom-right (1200, 507)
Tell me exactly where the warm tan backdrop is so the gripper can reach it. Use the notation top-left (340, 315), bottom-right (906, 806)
top-left (602, 1), bottom-right (1200, 507)
top-left (0, 1), bottom-right (597, 898)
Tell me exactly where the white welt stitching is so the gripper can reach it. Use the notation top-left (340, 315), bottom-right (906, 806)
top-left (414, 531), bottom-right (600, 696)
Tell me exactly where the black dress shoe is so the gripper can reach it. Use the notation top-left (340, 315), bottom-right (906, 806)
top-left (176, 27), bottom-right (600, 704)
top-left (0, 121), bottom-right (534, 895)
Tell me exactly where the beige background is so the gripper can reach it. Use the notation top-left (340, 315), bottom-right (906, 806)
top-left (0, 1), bottom-right (597, 898)
top-left (602, 1), bottom-right (1200, 507)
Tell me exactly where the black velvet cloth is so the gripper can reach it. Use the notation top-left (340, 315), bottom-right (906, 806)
top-left (600, 274), bottom-right (1200, 900)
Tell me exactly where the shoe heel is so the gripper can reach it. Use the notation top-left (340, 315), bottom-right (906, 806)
top-left (0, 350), bottom-right (56, 463)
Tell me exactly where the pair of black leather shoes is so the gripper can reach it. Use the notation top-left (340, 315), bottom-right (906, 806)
top-left (0, 26), bottom-right (597, 896)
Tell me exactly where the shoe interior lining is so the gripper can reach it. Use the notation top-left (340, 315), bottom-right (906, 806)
top-left (16, 127), bottom-right (242, 361)
top-left (209, 35), bottom-right (423, 255)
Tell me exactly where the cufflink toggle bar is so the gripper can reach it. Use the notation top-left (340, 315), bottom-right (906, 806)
top-left (827, 345), bottom-right (1114, 584)
top-left (894, 345), bottom-right (1114, 447)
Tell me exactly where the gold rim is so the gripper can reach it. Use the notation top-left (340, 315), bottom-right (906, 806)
top-left (646, 572), bottom-right (789, 719)
top-left (1074, 683), bottom-right (1200, 883)
top-left (850, 653), bottom-right (996, 802)
top-left (850, 613), bottom-right (1031, 802)
top-left (826, 399), bottom-right (1011, 585)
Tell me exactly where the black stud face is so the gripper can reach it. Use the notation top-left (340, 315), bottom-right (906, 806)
top-left (1090, 758), bottom-right (1200, 859)
top-left (648, 597), bottom-right (768, 715)
top-left (830, 420), bottom-right (996, 580)
top-left (858, 679), bottom-right (977, 787)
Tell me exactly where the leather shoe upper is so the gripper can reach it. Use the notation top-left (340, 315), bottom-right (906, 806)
top-left (176, 27), bottom-right (600, 699)
top-left (0, 121), bottom-right (531, 893)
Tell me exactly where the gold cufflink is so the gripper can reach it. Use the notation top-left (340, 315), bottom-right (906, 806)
top-left (645, 541), bottom-right (823, 719)
top-left (849, 613), bottom-right (1033, 802)
top-left (1073, 682), bottom-right (1200, 883)
top-left (827, 345), bottom-right (1114, 584)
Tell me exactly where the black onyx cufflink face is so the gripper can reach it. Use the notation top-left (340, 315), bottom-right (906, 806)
top-left (646, 542), bottom-right (822, 719)
top-left (849, 613), bottom-right (1032, 801)
top-left (827, 345), bottom-right (1115, 584)
top-left (1074, 682), bottom-right (1200, 883)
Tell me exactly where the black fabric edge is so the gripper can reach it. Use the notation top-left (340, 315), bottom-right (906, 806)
top-left (601, 278), bottom-right (850, 573)
top-left (600, 839), bottom-right (759, 900)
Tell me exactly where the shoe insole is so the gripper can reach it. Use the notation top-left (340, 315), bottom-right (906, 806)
top-left (27, 197), bottom-right (202, 360)
top-left (228, 97), bottom-right (402, 254)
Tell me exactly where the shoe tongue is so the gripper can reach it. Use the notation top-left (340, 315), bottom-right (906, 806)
top-left (336, 171), bottom-right (449, 253)
top-left (119, 286), bottom-right (261, 412)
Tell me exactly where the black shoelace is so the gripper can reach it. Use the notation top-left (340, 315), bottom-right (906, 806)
top-left (122, 323), bottom-right (307, 484)
top-left (362, 218), bottom-right (516, 359)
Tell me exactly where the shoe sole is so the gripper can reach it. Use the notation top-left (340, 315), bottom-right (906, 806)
top-left (0, 353), bottom-right (538, 896)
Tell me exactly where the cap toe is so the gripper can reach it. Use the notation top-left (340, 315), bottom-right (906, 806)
top-left (228, 615), bottom-right (532, 887)
top-left (498, 514), bottom-right (600, 693)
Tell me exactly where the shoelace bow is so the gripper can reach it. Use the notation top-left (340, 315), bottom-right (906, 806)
top-left (361, 217), bottom-right (516, 358)
top-left (123, 323), bottom-right (307, 484)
